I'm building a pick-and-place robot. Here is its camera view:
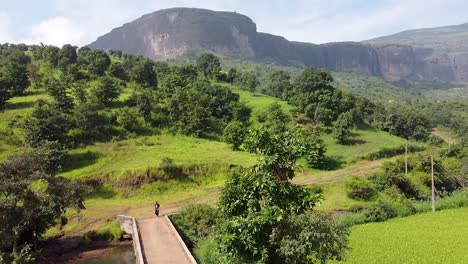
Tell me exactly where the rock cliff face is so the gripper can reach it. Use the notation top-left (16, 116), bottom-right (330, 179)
top-left (88, 8), bottom-right (468, 82)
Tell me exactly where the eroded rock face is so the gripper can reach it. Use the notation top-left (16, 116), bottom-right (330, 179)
top-left (88, 7), bottom-right (468, 82)
top-left (89, 8), bottom-right (257, 59)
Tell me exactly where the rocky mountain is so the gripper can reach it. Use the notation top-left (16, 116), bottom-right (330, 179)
top-left (88, 8), bottom-right (468, 83)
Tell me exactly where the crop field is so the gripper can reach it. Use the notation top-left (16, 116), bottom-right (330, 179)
top-left (333, 207), bottom-right (468, 264)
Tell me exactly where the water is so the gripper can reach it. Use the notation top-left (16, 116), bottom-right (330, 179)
top-left (71, 245), bottom-right (135, 264)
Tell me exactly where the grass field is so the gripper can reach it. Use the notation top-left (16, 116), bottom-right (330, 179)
top-left (62, 134), bottom-right (258, 179)
top-left (333, 207), bottom-right (468, 264)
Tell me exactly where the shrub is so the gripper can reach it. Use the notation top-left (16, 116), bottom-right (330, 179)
top-left (117, 107), bottom-right (142, 132)
top-left (159, 158), bottom-right (183, 179)
top-left (345, 176), bottom-right (377, 200)
top-left (364, 201), bottom-right (396, 222)
top-left (194, 237), bottom-right (241, 264)
top-left (171, 204), bottom-right (220, 249)
top-left (278, 212), bottom-right (350, 264)
top-left (223, 121), bottom-right (246, 150)
top-left (31, 140), bottom-right (68, 173)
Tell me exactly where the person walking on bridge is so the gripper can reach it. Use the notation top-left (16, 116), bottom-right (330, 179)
top-left (154, 201), bottom-right (160, 217)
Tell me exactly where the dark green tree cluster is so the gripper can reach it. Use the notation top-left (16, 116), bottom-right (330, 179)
top-left (0, 152), bottom-right (84, 254)
top-left (196, 53), bottom-right (221, 79)
top-left (372, 106), bottom-right (431, 140)
top-left (0, 45), bottom-right (31, 109)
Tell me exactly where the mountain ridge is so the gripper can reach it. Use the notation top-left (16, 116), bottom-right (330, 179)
top-left (88, 7), bottom-right (468, 83)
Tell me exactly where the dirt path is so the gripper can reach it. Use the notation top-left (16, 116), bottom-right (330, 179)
top-left (293, 159), bottom-right (388, 186)
top-left (129, 159), bottom-right (391, 219)
top-left (138, 217), bottom-right (194, 264)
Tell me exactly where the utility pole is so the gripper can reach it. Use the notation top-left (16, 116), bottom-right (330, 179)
top-left (431, 154), bottom-right (436, 212)
top-left (405, 140), bottom-right (408, 177)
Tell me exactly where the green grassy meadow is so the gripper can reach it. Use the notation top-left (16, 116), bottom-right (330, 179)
top-left (333, 207), bottom-right (468, 264)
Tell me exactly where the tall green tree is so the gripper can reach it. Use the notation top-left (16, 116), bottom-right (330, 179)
top-left (23, 104), bottom-right (71, 148)
top-left (266, 70), bottom-right (292, 99)
top-left (0, 153), bottom-right (84, 252)
top-left (86, 49), bottom-right (111, 76)
top-left (223, 121), bottom-right (246, 150)
top-left (0, 48), bottom-right (31, 109)
top-left (219, 126), bottom-right (325, 263)
top-left (57, 44), bottom-right (77, 71)
top-left (44, 77), bottom-right (74, 112)
top-left (332, 112), bottom-right (353, 144)
top-left (130, 59), bottom-right (157, 88)
top-left (196, 53), bottom-right (221, 79)
top-left (91, 76), bottom-right (121, 105)
top-left (236, 71), bottom-right (259, 94)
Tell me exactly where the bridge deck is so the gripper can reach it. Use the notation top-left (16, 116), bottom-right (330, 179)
top-left (138, 217), bottom-right (195, 264)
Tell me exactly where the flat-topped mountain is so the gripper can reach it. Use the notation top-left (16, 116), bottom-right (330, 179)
top-left (88, 8), bottom-right (468, 82)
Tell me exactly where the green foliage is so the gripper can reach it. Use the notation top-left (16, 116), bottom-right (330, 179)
top-left (72, 102), bottom-right (109, 142)
top-left (23, 104), bottom-right (71, 148)
top-left (196, 53), bottom-right (221, 79)
top-left (92, 76), bottom-right (121, 105)
top-left (372, 106), bottom-right (431, 140)
top-left (256, 102), bottom-right (291, 129)
top-left (0, 153), bottom-right (84, 251)
top-left (171, 204), bottom-right (220, 247)
top-left (223, 121), bottom-right (247, 150)
top-left (85, 220), bottom-right (123, 241)
top-left (31, 140), bottom-right (68, 173)
top-left (219, 125), bottom-right (325, 263)
top-left (194, 237), bottom-right (242, 264)
top-left (117, 107), bottom-right (142, 132)
top-left (345, 176), bottom-right (377, 201)
top-left (264, 70), bottom-right (292, 99)
top-left (333, 112), bottom-right (353, 144)
top-left (44, 77), bottom-right (74, 112)
top-left (107, 61), bottom-right (128, 81)
top-left (0, 244), bottom-right (35, 264)
top-left (86, 49), bottom-right (111, 76)
top-left (130, 59), bottom-right (157, 87)
top-left (278, 212), bottom-right (350, 264)
top-left (57, 44), bottom-right (77, 71)
top-left (235, 70), bottom-right (259, 93)
top-left (0, 46), bottom-right (31, 109)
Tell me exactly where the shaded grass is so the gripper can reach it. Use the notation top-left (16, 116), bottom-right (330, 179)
top-left (62, 134), bottom-right (258, 179)
top-left (333, 207), bottom-right (468, 264)
top-left (323, 126), bottom-right (405, 165)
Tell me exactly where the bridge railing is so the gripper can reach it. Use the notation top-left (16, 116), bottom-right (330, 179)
top-left (116, 215), bottom-right (145, 264)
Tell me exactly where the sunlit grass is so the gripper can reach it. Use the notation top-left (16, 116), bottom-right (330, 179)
top-left (332, 207), bottom-right (468, 264)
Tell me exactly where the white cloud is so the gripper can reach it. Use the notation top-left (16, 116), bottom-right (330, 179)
top-left (5, 0), bottom-right (468, 46)
top-left (23, 17), bottom-right (86, 46)
top-left (0, 11), bottom-right (13, 43)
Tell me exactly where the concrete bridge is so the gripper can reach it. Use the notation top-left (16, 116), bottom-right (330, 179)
top-left (117, 215), bottom-right (197, 264)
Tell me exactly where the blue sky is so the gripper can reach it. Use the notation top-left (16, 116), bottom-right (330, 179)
top-left (1, 0), bottom-right (467, 46)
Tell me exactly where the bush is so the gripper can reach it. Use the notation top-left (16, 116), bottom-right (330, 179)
top-left (278, 212), bottom-right (350, 264)
top-left (194, 237), bottom-right (241, 264)
top-left (117, 107), bottom-right (142, 132)
top-left (32, 140), bottom-right (68, 173)
top-left (0, 245), bottom-right (35, 264)
top-left (223, 121), bottom-right (246, 150)
top-left (345, 176), bottom-right (377, 200)
top-left (364, 201), bottom-right (396, 222)
top-left (171, 204), bottom-right (220, 248)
